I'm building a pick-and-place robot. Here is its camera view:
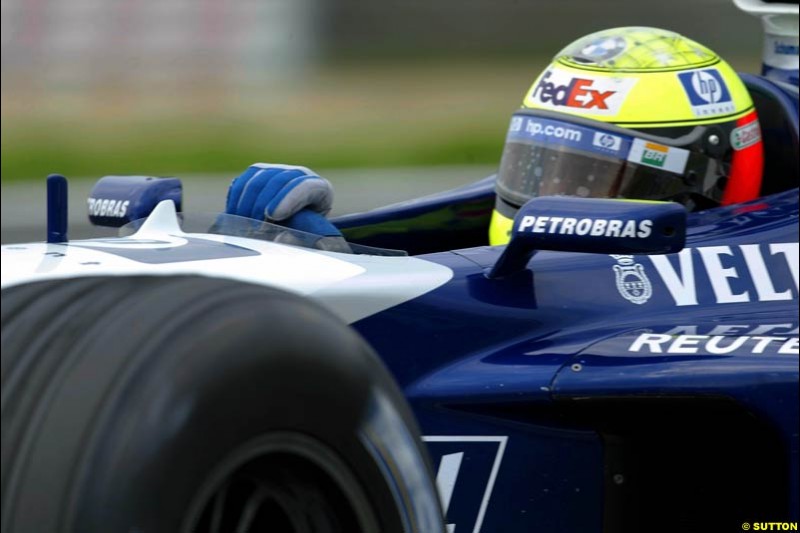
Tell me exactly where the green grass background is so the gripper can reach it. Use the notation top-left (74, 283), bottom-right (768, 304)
top-left (2, 57), bottom-right (759, 182)
top-left (2, 62), bottom-right (539, 182)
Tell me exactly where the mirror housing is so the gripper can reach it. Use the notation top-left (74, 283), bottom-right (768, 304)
top-left (87, 176), bottom-right (182, 228)
top-left (488, 196), bottom-right (686, 279)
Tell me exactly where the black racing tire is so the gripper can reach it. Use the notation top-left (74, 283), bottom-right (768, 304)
top-left (1, 275), bottom-right (443, 533)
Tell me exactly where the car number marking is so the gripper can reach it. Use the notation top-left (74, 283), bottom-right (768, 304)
top-left (423, 436), bottom-right (508, 533)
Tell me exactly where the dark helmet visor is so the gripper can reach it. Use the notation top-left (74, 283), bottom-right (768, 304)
top-left (496, 111), bottom-right (728, 210)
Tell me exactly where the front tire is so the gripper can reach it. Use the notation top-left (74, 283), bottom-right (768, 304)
top-left (1, 275), bottom-right (443, 533)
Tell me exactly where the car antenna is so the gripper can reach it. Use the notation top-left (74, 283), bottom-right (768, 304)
top-left (47, 173), bottom-right (68, 243)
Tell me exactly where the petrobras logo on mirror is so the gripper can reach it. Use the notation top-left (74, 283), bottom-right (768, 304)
top-left (677, 68), bottom-right (735, 117)
top-left (517, 215), bottom-right (653, 239)
top-left (87, 197), bottom-right (130, 218)
top-left (529, 67), bottom-right (637, 116)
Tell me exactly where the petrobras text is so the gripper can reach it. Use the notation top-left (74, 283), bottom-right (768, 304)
top-left (87, 197), bottom-right (130, 218)
top-left (518, 215), bottom-right (652, 238)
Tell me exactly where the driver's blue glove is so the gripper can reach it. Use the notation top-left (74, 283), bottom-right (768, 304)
top-left (226, 163), bottom-right (340, 236)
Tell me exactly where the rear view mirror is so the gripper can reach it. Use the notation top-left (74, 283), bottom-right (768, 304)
top-left (489, 196), bottom-right (686, 278)
top-left (87, 175), bottom-right (182, 228)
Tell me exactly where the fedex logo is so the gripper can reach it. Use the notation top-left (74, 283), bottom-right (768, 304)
top-left (532, 71), bottom-right (615, 109)
top-left (529, 68), bottom-right (636, 116)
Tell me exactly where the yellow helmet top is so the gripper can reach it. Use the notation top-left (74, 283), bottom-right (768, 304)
top-left (490, 27), bottom-right (762, 246)
top-left (521, 27), bottom-right (754, 128)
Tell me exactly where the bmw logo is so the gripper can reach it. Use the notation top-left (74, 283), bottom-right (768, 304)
top-left (578, 36), bottom-right (627, 63)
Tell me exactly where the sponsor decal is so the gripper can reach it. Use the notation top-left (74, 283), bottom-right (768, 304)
top-left (592, 131), bottom-right (623, 152)
top-left (611, 254), bottom-right (652, 305)
top-left (730, 121), bottom-right (761, 151)
top-left (661, 323), bottom-right (799, 337)
top-left (521, 118), bottom-right (582, 142)
top-left (628, 332), bottom-right (798, 355)
top-left (424, 436), bottom-right (508, 533)
top-left (518, 216), bottom-right (652, 238)
top-left (774, 40), bottom-right (799, 56)
top-left (677, 68), bottom-right (736, 117)
top-left (87, 197), bottom-right (130, 218)
top-left (507, 115), bottom-right (632, 157)
top-left (594, 324), bottom-right (799, 358)
top-left (628, 138), bottom-right (689, 174)
top-left (640, 142), bottom-right (668, 167)
top-left (640, 143), bottom-right (669, 168)
top-left (648, 242), bottom-right (799, 306)
top-left (765, 35), bottom-right (800, 70)
top-left (530, 68), bottom-right (636, 116)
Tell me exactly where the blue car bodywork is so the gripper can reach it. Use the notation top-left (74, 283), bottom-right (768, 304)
top-left (8, 72), bottom-right (795, 533)
top-left (330, 74), bottom-right (799, 532)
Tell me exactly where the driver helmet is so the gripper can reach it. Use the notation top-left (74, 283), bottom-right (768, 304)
top-left (490, 27), bottom-right (764, 245)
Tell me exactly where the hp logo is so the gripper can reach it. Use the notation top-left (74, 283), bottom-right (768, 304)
top-left (690, 70), bottom-right (721, 103)
top-left (677, 68), bottom-right (732, 115)
top-left (592, 131), bottom-right (623, 151)
top-left (598, 134), bottom-right (616, 148)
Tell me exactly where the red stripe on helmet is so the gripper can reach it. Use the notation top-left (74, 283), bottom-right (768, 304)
top-left (721, 110), bottom-right (764, 206)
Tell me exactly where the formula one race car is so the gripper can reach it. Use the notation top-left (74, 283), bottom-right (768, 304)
top-left (2, 3), bottom-right (798, 533)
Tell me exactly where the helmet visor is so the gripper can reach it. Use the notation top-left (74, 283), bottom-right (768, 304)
top-left (496, 111), bottom-right (724, 209)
